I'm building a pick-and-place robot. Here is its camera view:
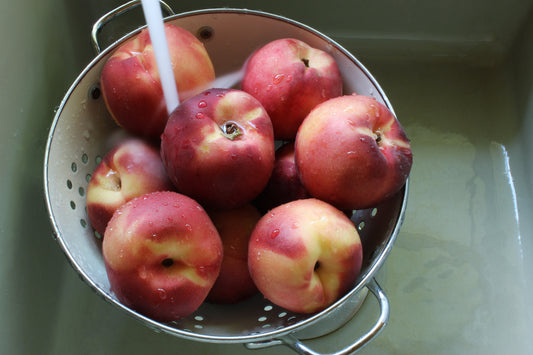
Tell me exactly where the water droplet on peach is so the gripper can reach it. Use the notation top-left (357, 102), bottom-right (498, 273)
top-left (270, 229), bottom-right (280, 239)
top-left (195, 112), bottom-right (205, 119)
top-left (273, 74), bottom-right (284, 85)
top-left (198, 100), bottom-right (207, 108)
top-left (157, 288), bottom-right (167, 300)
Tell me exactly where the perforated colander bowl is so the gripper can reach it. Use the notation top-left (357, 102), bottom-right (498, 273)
top-left (43, 2), bottom-right (408, 354)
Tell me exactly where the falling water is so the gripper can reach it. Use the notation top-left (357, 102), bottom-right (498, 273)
top-left (140, 0), bottom-right (180, 113)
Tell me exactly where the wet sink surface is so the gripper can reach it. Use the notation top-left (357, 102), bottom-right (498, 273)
top-left (355, 60), bottom-right (533, 354)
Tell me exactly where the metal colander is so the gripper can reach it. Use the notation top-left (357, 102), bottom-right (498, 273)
top-left (43, 1), bottom-right (408, 354)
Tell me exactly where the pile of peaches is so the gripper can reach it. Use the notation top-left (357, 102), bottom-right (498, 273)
top-left (86, 24), bottom-right (412, 323)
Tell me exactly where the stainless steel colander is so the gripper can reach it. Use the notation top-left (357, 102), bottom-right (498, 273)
top-left (43, 1), bottom-right (409, 354)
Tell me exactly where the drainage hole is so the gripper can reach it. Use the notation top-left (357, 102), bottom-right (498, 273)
top-left (197, 26), bottom-right (213, 41)
top-left (89, 85), bottom-right (101, 100)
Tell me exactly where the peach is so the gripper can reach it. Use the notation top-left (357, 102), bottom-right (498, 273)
top-left (254, 142), bottom-right (309, 213)
top-left (248, 198), bottom-right (363, 314)
top-left (295, 94), bottom-right (412, 210)
top-left (241, 38), bottom-right (342, 140)
top-left (102, 191), bottom-right (223, 322)
top-left (86, 138), bottom-right (173, 237)
top-left (100, 24), bottom-right (215, 139)
top-left (160, 88), bottom-right (275, 209)
top-left (206, 204), bottom-right (261, 304)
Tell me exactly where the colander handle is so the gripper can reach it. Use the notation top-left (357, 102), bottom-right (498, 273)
top-left (90, 0), bottom-right (175, 53)
top-left (246, 278), bottom-right (389, 355)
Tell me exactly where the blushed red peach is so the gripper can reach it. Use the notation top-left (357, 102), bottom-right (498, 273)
top-left (295, 94), bottom-right (412, 210)
top-left (100, 24), bottom-right (215, 139)
top-left (254, 142), bottom-right (309, 213)
top-left (102, 191), bottom-right (223, 322)
top-left (160, 88), bottom-right (275, 209)
top-left (206, 204), bottom-right (261, 304)
top-left (242, 38), bottom-right (342, 140)
top-left (248, 198), bottom-right (363, 314)
top-left (86, 138), bottom-right (173, 237)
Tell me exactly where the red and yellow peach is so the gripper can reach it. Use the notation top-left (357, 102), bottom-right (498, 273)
top-left (100, 24), bottom-right (215, 139)
top-left (86, 138), bottom-right (173, 237)
top-left (242, 38), bottom-right (343, 140)
top-left (248, 198), bottom-right (363, 314)
top-left (102, 191), bottom-right (223, 322)
top-left (295, 94), bottom-right (412, 210)
top-left (160, 88), bottom-right (275, 210)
